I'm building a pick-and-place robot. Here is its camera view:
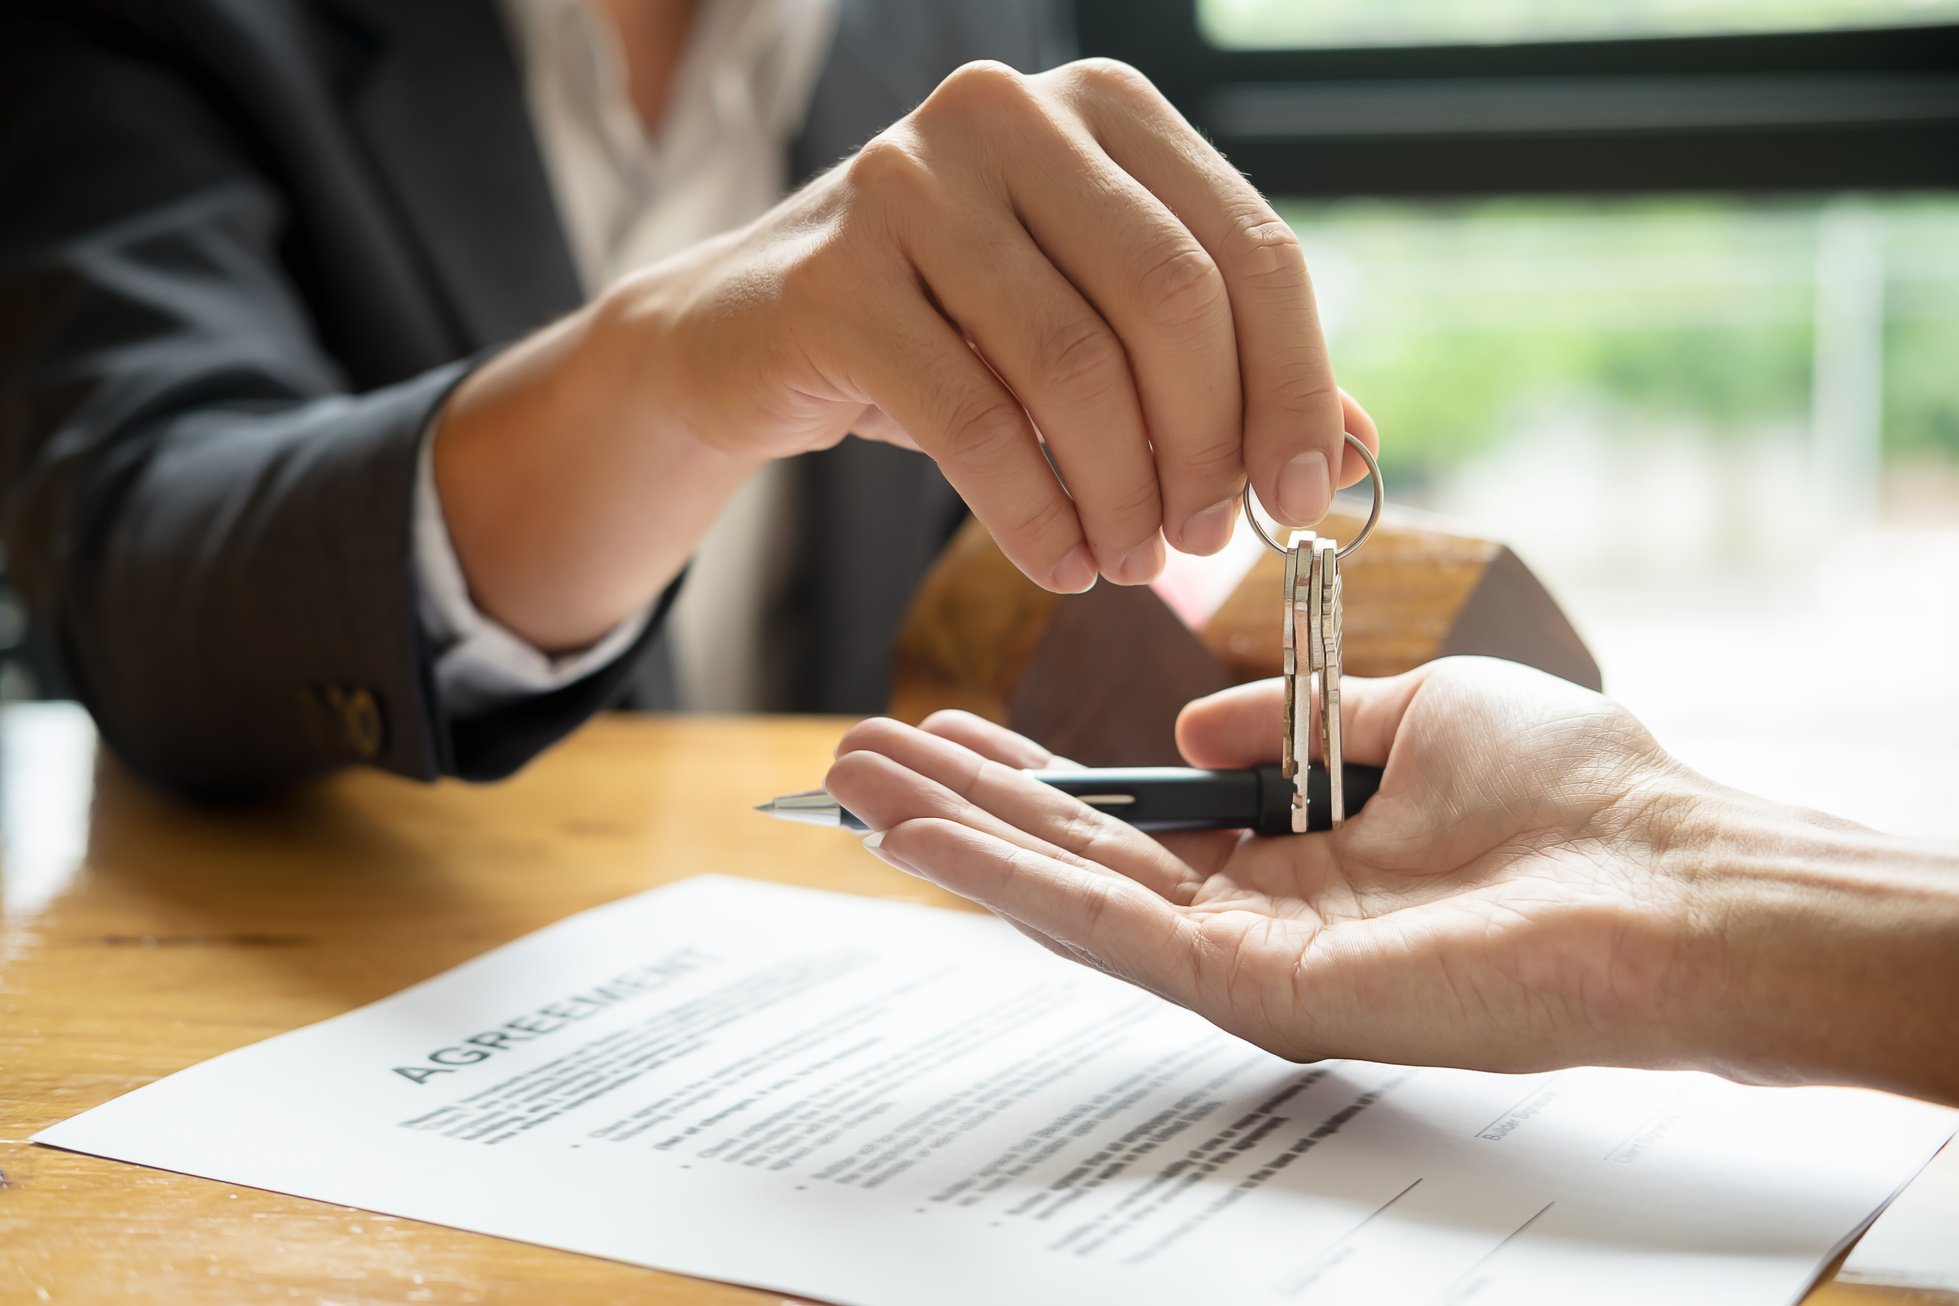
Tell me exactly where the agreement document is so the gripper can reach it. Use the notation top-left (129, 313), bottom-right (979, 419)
top-left (37, 876), bottom-right (1954, 1305)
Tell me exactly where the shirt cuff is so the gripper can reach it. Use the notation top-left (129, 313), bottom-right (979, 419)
top-left (413, 418), bottom-right (654, 720)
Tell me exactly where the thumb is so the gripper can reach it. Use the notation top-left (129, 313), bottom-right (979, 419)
top-left (1175, 666), bottom-right (1437, 770)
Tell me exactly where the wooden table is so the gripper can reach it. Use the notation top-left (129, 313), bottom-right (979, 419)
top-left (0, 704), bottom-right (1943, 1304)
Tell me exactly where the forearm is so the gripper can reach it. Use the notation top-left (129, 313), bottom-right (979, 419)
top-left (1668, 786), bottom-right (1959, 1105)
top-left (433, 282), bottom-right (765, 653)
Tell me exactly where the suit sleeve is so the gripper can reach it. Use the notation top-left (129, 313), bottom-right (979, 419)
top-left (0, 11), bottom-right (661, 796)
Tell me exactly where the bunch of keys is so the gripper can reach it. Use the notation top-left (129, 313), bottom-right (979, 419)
top-left (1242, 433), bottom-right (1384, 833)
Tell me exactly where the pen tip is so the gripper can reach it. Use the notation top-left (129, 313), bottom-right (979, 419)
top-left (753, 802), bottom-right (773, 815)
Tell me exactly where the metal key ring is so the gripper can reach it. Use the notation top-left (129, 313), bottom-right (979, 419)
top-left (1241, 432), bottom-right (1383, 561)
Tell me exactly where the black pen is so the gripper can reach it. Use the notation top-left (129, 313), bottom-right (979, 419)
top-left (756, 763), bottom-right (1382, 837)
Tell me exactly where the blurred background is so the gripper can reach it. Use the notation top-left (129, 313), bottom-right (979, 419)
top-left (1093, 0), bottom-right (1959, 833)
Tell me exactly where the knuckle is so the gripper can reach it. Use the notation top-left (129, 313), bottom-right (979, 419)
top-left (1004, 486), bottom-right (1075, 551)
top-left (940, 396), bottom-right (1030, 467)
top-left (1134, 244), bottom-right (1227, 333)
top-left (1056, 804), bottom-right (1122, 869)
top-left (923, 59), bottom-right (1035, 122)
top-left (1072, 873), bottom-right (1120, 937)
top-left (1096, 475), bottom-right (1164, 527)
top-left (1035, 320), bottom-right (1128, 399)
top-left (1066, 56), bottom-right (1155, 101)
top-left (967, 756), bottom-right (1019, 810)
top-left (846, 134), bottom-right (930, 199)
top-left (1265, 353), bottom-right (1339, 413)
top-left (1174, 431), bottom-right (1245, 483)
top-left (1226, 214), bottom-right (1308, 288)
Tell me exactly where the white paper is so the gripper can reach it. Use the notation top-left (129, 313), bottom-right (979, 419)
top-left (37, 876), bottom-right (1954, 1306)
top-left (1839, 1136), bottom-right (1959, 1291)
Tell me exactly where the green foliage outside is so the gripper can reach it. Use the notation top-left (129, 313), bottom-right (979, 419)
top-left (1277, 196), bottom-right (1959, 481)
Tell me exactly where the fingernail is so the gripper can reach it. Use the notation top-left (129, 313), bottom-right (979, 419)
top-left (1179, 496), bottom-right (1238, 555)
top-left (861, 830), bottom-right (923, 879)
top-left (1278, 450), bottom-right (1331, 525)
top-left (1049, 544), bottom-right (1098, 594)
top-left (1106, 535), bottom-right (1165, 586)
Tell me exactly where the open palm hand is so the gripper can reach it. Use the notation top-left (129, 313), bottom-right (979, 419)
top-left (826, 657), bottom-right (1705, 1074)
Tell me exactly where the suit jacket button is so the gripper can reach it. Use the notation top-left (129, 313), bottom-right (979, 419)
top-left (340, 688), bottom-right (385, 760)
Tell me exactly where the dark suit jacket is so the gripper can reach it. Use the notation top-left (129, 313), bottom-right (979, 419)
top-left (0, 0), bottom-right (1068, 794)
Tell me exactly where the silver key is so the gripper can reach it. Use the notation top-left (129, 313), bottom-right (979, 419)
top-left (1283, 530), bottom-right (1315, 832)
top-left (1281, 534), bottom-right (1300, 787)
top-left (1241, 431), bottom-right (1384, 836)
top-left (1304, 541), bottom-right (1325, 832)
top-left (1316, 536), bottom-right (1345, 828)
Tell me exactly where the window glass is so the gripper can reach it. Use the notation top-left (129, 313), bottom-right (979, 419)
top-left (1282, 195), bottom-right (1959, 831)
top-left (1203, 0), bottom-right (1959, 48)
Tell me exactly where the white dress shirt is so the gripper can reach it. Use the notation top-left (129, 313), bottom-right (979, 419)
top-left (415, 0), bottom-right (837, 718)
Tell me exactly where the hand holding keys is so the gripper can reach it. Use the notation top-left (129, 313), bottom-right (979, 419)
top-left (1246, 433), bottom-right (1383, 833)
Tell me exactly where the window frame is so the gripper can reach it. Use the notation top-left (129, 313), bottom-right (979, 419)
top-left (1074, 1), bottom-right (1959, 196)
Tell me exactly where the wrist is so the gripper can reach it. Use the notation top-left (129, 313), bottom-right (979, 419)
top-left (591, 236), bottom-right (812, 468)
top-left (434, 286), bottom-right (762, 653)
top-left (1659, 785), bottom-right (1959, 1102)
top-left (583, 270), bottom-right (720, 461)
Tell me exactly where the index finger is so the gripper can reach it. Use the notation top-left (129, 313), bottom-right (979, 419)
top-left (1062, 61), bottom-right (1376, 524)
top-left (872, 817), bottom-right (1201, 1008)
